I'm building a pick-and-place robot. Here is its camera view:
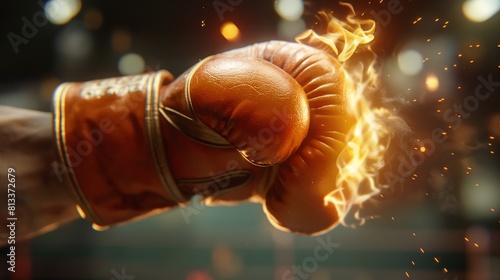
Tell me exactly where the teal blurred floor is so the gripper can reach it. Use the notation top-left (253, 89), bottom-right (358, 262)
top-left (9, 198), bottom-right (498, 280)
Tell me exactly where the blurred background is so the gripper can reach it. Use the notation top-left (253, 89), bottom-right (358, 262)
top-left (1, 0), bottom-right (499, 279)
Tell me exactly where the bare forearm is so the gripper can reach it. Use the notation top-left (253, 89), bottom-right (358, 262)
top-left (0, 106), bottom-right (78, 246)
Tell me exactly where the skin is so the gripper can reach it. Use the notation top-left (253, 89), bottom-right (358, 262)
top-left (0, 106), bottom-right (78, 246)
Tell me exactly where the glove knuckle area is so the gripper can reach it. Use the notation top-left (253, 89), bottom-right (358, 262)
top-left (254, 42), bottom-right (354, 235)
top-left (189, 56), bottom-right (310, 166)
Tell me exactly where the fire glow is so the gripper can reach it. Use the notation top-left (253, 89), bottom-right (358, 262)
top-left (295, 3), bottom-right (404, 226)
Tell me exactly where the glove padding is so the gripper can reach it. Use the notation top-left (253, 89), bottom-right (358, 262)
top-left (162, 41), bottom-right (353, 234)
top-left (53, 40), bottom-right (353, 235)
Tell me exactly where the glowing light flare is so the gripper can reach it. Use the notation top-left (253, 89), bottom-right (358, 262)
top-left (425, 74), bottom-right (440, 92)
top-left (462, 0), bottom-right (500, 22)
top-left (220, 22), bottom-right (240, 42)
top-left (44, 0), bottom-right (81, 25)
top-left (295, 3), bottom-right (398, 226)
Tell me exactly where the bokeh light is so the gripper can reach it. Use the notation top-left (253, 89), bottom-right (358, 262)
top-left (56, 24), bottom-right (92, 59)
top-left (118, 53), bottom-right (145, 75)
top-left (460, 165), bottom-right (500, 220)
top-left (425, 73), bottom-right (440, 92)
top-left (83, 8), bottom-right (103, 30)
top-left (462, 0), bottom-right (500, 22)
top-left (489, 114), bottom-right (500, 137)
top-left (220, 22), bottom-right (241, 42)
top-left (277, 19), bottom-right (306, 40)
top-left (44, 0), bottom-right (81, 25)
top-left (112, 29), bottom-right (132, 53)
top-left (274, 0), bottom-right (304, 21)
top-left (398, 49), bottom-right (423, 76)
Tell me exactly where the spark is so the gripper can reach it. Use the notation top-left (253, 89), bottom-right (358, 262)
top-left (413, 17), bottom-right (422, 24)
top-left (420, 146), bottom-right (426, 152)
top-left (470, 60), bottom-right (475, 64)
top-left (464, 237), bottom-right (469, 242)
top-left (458, 53), bottom-right (463, 57)
top-left (201, 19), bottom-right (206, 27)
top-left (443, 268), bottom-right (448, 273)
top-left (435, 18), bottom-right (439, 22)
top-left (492, 208), bottom-right (495, 212)
top-left (474, 243), bottom-right (479, 247)
top-left (434, 257), bottom-right (440, 263)
top-left (443, 166), bottom-right (448, 170)
top-left (411, 260), bottom-right (415, 265)
top-left (438, 98), bottom-right (445, 102)
top-left (490, 136), bottom-right (495, 140)
top-left (420, 248), bottom-right (425, 253)
top-left (412, 232), bottom-right (417, 237)
top-left (405, 271), bottom-right (410, 278)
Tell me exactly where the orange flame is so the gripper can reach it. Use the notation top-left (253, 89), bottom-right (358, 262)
top-left (296, 3), bottom-right (403, 226)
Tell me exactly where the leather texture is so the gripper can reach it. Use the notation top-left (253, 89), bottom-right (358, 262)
top-left (53, 40), bottom-right (354, 235)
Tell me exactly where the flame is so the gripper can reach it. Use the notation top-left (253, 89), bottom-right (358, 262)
top-left (296, 3), bottom-right (402, 226)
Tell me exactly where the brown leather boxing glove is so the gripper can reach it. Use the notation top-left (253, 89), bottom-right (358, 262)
top-left (53, 40), bottom-right (354, 234)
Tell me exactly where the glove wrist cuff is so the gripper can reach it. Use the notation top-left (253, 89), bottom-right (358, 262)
top-left (53, 71), bottom-right (186, 227)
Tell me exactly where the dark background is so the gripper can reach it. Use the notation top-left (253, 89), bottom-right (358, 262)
top-left (1, 0), bottom-right (499, 279)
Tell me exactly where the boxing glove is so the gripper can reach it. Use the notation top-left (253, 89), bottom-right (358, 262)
top-left (53, 40), bottom-right (354, 235)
